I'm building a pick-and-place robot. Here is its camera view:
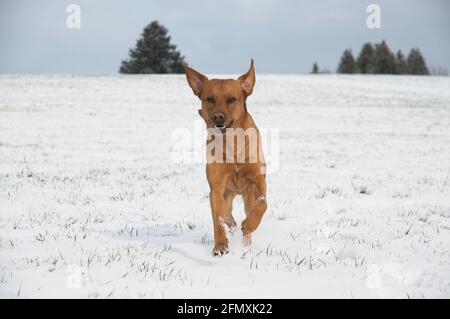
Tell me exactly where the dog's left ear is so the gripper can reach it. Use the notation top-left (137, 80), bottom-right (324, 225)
top-left (238, 59), bottom-right (255, 96)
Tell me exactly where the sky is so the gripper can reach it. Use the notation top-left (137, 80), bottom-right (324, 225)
top-left (0, 0), bottom-right (449, 74)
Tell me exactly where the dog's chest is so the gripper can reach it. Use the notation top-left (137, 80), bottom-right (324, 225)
top-left (226, 166), bottom-right (250, 194)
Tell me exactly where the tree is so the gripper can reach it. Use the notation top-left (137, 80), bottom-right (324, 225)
top-left (407, 48), bottom-right (429, 75)
top-left (356, 42), bottom-right (375, 74)
top-left (119, 21), bottom-right (185, 74)
top-left (311, 62), bottom-right (319, 74)
top-left (394, 50), bottom-right (408, 75)
top-left (337, 49), bottom-right (357, 74)
top-left (372, 40), bottom-right (396, 74)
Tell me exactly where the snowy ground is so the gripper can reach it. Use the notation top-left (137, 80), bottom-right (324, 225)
top-left (1, 74), bottom-right (450, 298)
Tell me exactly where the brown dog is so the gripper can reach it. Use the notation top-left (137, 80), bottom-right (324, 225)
top-left (183, 60), bottom-right (267, 256)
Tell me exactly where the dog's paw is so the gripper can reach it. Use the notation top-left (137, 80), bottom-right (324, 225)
top-left (221, 216), bottom-right (237, 234)
top-left (212, 245), bottom-right (229, 257)
top-left (228, 223), bottom-right (237, 234)
top-left (241, 220), bottom-right (253, 246)
top-left (242, 234), bottom-right (252, 246)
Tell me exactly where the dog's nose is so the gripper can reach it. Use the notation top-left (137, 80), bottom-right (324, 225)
top-left (212, 112), bottom-right (225, 125)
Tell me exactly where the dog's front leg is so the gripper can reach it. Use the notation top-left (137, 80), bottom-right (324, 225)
top-left (209, 187), bottom-right (229, 256)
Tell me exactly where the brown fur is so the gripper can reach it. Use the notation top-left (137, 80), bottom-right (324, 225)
top-left (183, 60), bottom-right (267, 256)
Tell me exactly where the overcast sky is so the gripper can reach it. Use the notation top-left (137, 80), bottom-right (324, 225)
top-left (0, 0), bottom-right (449, 74)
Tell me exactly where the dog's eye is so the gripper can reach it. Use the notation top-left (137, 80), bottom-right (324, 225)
top-left (206, 97), bottom-right (215, 104)
top-left (227, 97), bottom-right (236, 104)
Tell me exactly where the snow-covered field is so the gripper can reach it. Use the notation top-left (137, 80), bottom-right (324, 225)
top-left (1, 74), bottom-right (450, 298)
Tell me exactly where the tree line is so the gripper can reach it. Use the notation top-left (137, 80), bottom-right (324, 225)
top-left (336, 41), bottom-right (429, 75)
top-left (119, 22), bottom-right (435, 76)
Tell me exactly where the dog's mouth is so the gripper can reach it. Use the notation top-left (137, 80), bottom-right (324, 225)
top-left (214, 120), bottom-right (234, 133)
top-left (214, 124), bottom-right (226, 131)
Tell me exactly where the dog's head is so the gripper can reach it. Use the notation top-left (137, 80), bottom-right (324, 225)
top-left (183, 60), bottom-right (255, 132)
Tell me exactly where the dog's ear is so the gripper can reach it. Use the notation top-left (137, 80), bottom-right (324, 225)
top-left (238, 59), bottom-right (255, 96)
top-left (183, 63), bottom-right (208, 99)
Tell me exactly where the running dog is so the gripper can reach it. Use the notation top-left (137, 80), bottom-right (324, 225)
top-left (183, 60), bottom-right (267, 256)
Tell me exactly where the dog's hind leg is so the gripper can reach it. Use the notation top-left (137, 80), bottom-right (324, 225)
top-left (223, 190), bottom-right (237, 233)
top-left (241, 176), bottom-right (267, 245)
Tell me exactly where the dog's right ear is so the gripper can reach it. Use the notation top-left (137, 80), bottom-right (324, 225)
top-left (183, 63), bottom-right (208, 99)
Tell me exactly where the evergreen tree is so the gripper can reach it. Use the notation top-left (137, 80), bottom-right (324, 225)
top-left (356, 42), bottom-right (375, 74)
top-left (337, 49), bottom-right (357, 74)
top-left (119, 21), bottom-right (185, 74)
top-left (394, 50), bottom-right (408, 74)
top-left (372, 40), bottom-right (396, 74)
top-left (406, 48), bottom-right (429, 75)
top-left (311, 62), bottom-right (319, 74)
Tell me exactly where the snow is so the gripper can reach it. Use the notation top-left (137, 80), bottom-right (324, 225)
top-left (0, 74), bottom-right (449, 298)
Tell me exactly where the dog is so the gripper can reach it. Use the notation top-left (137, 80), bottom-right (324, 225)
top-left (183, 60), bottom-right (267, 256)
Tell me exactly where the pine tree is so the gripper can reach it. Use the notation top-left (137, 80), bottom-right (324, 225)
top-left (356, 42), bottom-right (375, 74)
top-left (119, 21), bottom-right (185, 74)
top-left (311, 62), bottom-right (319, 74)
top-left (372, 40), bottom-right (396, 74)
top-left (337, 49), bottom-right (357, 74)
top-left (406, 48), bottom-right (429, 75)
top-left (394, 50), bottom-right (408, 75)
